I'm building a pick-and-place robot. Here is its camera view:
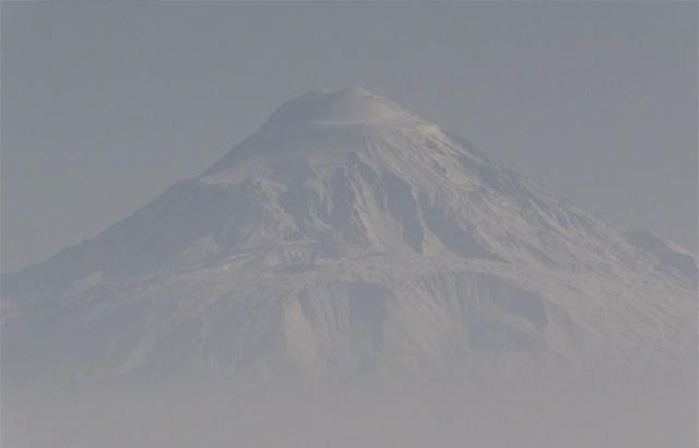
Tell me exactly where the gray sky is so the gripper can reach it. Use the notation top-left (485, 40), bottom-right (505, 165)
top-left (2, 1), bottom-right (697, 273)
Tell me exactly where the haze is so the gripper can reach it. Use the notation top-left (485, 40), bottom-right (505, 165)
top-left (2, 1), bottom-right (697, 273)
top-left (1, 3), bottom-right (697, 448)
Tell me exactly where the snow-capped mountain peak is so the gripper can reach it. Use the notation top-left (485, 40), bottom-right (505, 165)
top-left (203, 87), bottom-right (439, 178)
top-left (265, 87), bottom-right (424, 128)
top-left (2, 89), bottom-right (696, 387)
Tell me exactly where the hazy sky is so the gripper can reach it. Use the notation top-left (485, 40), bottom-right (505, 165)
top-left (2, 1), bottom-right (697, 273)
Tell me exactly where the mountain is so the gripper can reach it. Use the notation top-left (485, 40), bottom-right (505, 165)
top-left (2, 87), bottom-right (697, 387)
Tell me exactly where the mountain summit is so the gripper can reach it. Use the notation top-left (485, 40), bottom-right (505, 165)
top-left (264, 87), bottom-right (423, 127)
top-left (2, 89), bottom-right (696, 386)
top-left (203, 87), bottom-right (434, 176)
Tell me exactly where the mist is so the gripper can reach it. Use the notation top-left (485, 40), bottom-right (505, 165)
top-left (4, 367), bottom-right (697, 448)
top-left (2, 3), bottom-right (697, 447)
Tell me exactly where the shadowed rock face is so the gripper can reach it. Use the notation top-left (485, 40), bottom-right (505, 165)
top-left (2, 88), bottom-right (696, 387)
top-left (381, 170), bottom-right (424, 253)
top-left (625, 230), bottom-right (698, 279)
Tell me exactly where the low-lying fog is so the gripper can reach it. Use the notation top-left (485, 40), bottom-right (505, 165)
top-left (4, 366), bottom-right (696, 448)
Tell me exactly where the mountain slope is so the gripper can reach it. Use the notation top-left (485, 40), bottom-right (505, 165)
top-left (2, 87), bottom-right (696, 386)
